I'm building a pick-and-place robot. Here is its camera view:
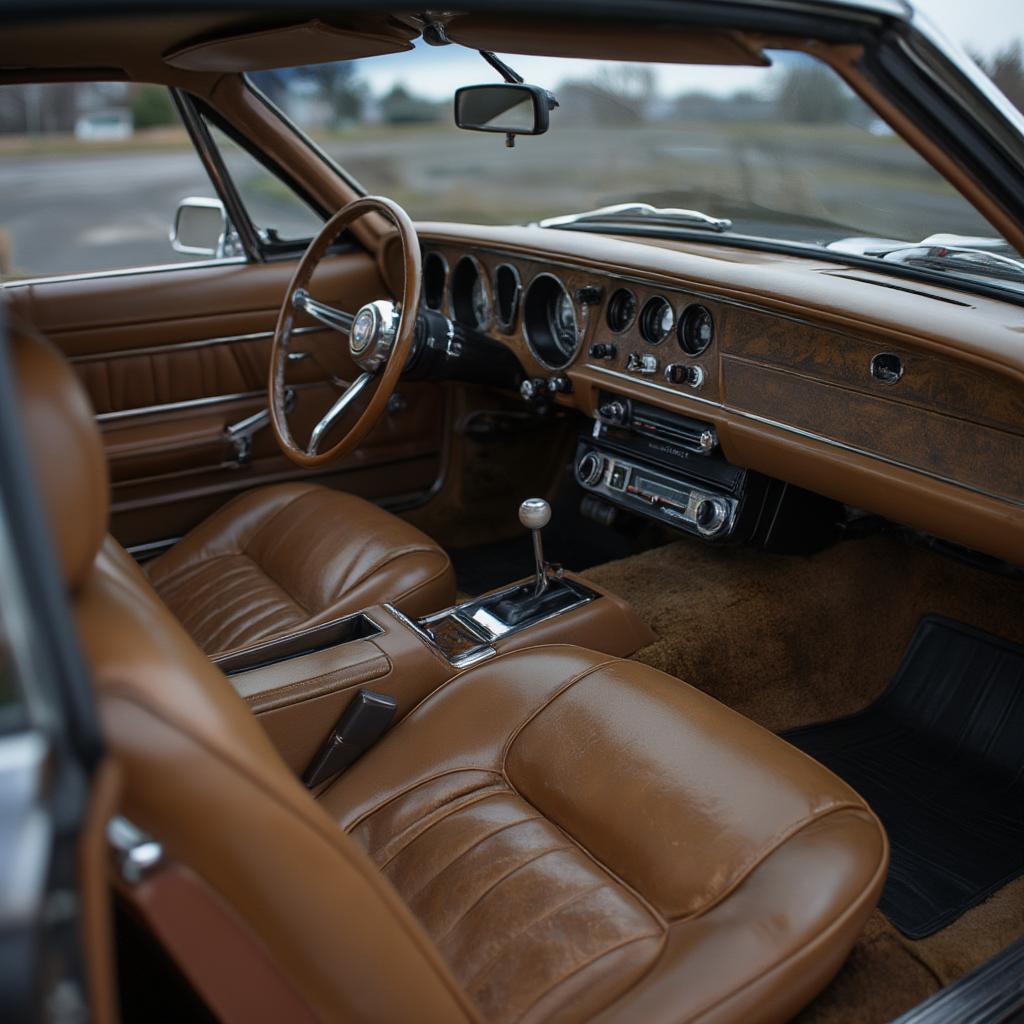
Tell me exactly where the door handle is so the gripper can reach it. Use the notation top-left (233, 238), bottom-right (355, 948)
top-left (224, 388), bottom-right (294, 465)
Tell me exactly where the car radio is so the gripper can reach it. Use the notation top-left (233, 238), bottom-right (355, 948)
top-left (575, 392), bottom-right (748, 540)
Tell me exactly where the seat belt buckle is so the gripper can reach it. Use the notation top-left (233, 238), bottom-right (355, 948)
top-left (302, 689), bottom-right (397, 789)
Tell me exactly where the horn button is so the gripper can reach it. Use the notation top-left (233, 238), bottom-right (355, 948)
top-left (350, 299), bottom-right (399, 372)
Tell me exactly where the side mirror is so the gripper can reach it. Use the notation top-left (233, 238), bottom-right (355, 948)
top-left (170, 196), bottom-right (236, 258)
top-left (454, 83), bottom-right (554, 139)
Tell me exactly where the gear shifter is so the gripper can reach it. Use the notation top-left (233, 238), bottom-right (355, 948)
top-left (519, 497), bottom-right (552, 597)
top-left (459, 495), bottom-right (595, 637)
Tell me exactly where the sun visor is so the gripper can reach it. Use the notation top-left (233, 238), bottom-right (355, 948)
top-left (164, 18), bottom-right (415, 73)
top-left (442, 15), bottom-right (769, 67)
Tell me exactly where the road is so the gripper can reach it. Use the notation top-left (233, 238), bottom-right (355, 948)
top-left (0, 122), bottom-right (997, 279)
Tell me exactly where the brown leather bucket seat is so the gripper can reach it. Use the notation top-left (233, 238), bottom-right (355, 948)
top-left (14, 328), bottom-right (889, 1023)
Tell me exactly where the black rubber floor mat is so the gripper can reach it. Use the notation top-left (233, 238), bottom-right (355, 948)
top-left (783, 615), bottom-right (1024, 939)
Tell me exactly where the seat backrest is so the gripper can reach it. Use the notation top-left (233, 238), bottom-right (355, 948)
top-left (11, 325), bottom-right (477, 1024)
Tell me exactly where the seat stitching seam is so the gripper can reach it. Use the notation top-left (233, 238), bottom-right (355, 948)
top-left (681, 808), bottom-right (890, 1023)
top-left (432, 842), bottom-right (573, 947)
top-left (514, 932), bottom-right (667, 1022)
top-left (498, 657), bottom-right (621, 767)
top-left (327, 544), bottom-right (450, 602)
top-left (397, 813), bottom-right (546, 905)
top-left (342, 767), bottom-right (506, 833)
top-left (366, 785), bottom-right (511, 867)
top-left (666, 799), bottom-right (870, 924)
top-left (459, 880), bottom-right (613, 992)
top-left (499, 781), bottom-right (668, 928)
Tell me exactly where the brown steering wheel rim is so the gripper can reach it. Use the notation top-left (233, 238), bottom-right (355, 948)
top-left (269, 195), bottom-right (421, 468)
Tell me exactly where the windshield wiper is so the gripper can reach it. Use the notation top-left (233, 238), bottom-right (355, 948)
top-left (537, 202), bottom-right (732, 234)
top-left (880, 244), bottom-right (1024, 284)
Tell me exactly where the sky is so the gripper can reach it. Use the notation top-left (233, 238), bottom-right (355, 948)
top-left (354, 0), bottom-right (1024, 101)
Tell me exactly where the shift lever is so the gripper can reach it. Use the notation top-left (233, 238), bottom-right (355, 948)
top-left (519, 498), bottom-right (551, 597)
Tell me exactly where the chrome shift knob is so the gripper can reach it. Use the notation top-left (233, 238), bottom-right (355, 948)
top-left (519, 498), bottom-right (551, 531)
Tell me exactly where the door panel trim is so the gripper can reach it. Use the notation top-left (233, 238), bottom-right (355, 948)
top-left (95, 391), bottom-right (264, 423)
top-left (69, 324), bottom-right (328, 364)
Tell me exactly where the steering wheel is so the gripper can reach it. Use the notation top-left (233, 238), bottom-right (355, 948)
top-left (269, 195), bottom-right (421, 467)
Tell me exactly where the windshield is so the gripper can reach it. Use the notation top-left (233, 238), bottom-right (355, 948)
top-left (249, 43), bottom-right (1022, 294)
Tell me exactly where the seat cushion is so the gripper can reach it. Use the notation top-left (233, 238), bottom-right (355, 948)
top-left (145, 482), bottom-right (455, 657)
top-left (322, 646), bottom-right (888, 1024)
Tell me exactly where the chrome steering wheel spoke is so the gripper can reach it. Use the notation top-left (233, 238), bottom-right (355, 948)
top-left (293, 288), bottom-right (354, 335)
top-left (306, 371), bottom-right (374, 456)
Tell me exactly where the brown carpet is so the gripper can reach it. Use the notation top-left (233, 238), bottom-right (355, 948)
top-left (585, 533), bottom-right (1024, 1023)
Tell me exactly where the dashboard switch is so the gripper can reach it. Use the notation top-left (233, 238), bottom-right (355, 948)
top-left (665, 363), bottom-right (705, 388)
top-left (588, 342), bottom-right (617, 360)
top-left (520, 377), bottom-right (548, 403)
top-left (625, 352), bottom-right (658, 375)
top-left (547, 376), bottom-right (572, 394)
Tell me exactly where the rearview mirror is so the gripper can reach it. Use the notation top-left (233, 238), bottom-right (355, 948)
top-left (170, 196), bottom-right (234, 258)
top-left (454, 84), bottom-right (554, 139)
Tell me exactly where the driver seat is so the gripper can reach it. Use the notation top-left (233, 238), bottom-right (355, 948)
top-left (143, 482), bottom-right (456, 656)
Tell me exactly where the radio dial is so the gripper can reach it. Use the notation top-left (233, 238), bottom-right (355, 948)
top-left (598, 400), bottom-right (628, 425)
top-left (577, 451), bottom-right (605, 486)
top-left (694, 496), bottom-right (730, 537)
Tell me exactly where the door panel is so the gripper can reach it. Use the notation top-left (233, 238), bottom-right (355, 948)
top-left (5, 252), bottom-right (447, 547)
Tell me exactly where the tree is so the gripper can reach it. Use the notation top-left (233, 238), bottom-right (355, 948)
top-left (300, 61), bottom-right (367, 122)
top-left (974, 42), bottom-right (1024, 113)
top-left (379, 84), bottom-right (439, 124)
top-left (131, 84), bottom-right (177, 130)
top-left (775, 62), bottom-right (851, 123)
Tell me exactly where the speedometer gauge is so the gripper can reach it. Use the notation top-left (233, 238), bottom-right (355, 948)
top-left (522, 273), bottom-right (579, 369)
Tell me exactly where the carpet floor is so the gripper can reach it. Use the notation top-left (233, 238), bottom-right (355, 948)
top-left (584, 533), bottom-right (1024, 1024)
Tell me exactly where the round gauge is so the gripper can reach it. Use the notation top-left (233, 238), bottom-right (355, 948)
top-left (678, 304), bottom-right (715, 356)
top-left (450, 255), bottom-right (489, 329)
top-left (552, 290), bottom-right (577, 343)
top-left (493, 263), bottom-right (521, 330)
top-left (523, 273), bottom-right (579, 369)
top-left (423, 251), bottom-right (447, 310)
top-left (472, 275), bottom-right (490, 328)
top-left (640, 297), bottom-right (674, 344)
top-left (606, 288), bottom-right (637, 333)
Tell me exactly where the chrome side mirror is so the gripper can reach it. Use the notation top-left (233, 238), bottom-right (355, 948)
top-left (170, 196), bottom-right (239, 258)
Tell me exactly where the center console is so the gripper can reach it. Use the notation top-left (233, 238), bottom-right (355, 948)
top-left (219, 502), bottom-right (654, 776)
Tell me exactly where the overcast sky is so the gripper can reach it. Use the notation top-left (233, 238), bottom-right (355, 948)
top-left (356, 0), bottom-right (1022, 100)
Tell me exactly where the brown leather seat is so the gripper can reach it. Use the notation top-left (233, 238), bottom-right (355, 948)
top-left (144, 482), bottom-right (455, 656)
top-left (15, 328), bottom-right (888, 1023)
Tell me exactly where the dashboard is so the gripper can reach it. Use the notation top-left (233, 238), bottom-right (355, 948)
top-left (409, 223), bottom-right (1024, 565)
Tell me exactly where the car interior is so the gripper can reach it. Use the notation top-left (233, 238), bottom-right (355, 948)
top-left (1, 5), bottom-right (1023, 1024)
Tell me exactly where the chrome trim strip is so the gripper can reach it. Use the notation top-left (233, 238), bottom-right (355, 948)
top-left (69, 325), bottom-right (327, 364)
top-left (2, 256), bottom-right (248, 290)
top-left (582, 363), bottom-right (725, 409)
top-left (581, 363), bottom-right (1021, 507)
top-left (95, 390), bottom-right (264, 423)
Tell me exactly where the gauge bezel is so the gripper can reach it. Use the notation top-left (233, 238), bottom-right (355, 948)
top-left (522, 272), bottom-right (580, 371)
top-left (449, 254), bottom-right (491, 330)
top-left (422, 251), bottom-right (449, 312)
top-left (678, 303), bottom-right (715, 356)
top-left (639, 296), bottom-right (675, 345)
top-left (606, 288), bottom-right (638, 334)
top-left (492, 262), bottom-right (522, 334)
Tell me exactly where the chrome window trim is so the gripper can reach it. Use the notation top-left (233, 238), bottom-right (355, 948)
top-left (581, 363), bottom-right (1023, 508)
top-left (69, 324), bottom-right (327, 364)
top-left (2, 256), bottom-right (248, 290)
